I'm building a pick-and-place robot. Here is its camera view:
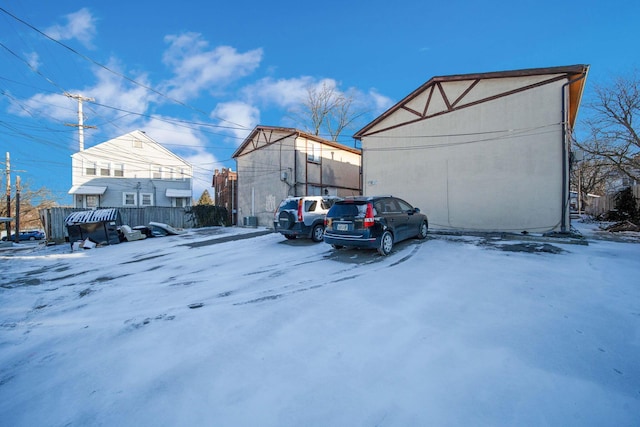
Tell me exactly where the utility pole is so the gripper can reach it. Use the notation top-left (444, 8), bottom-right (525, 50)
top-left (5, 152), bottom-right (11, 239)
top-left (64, 93), bottom-right (96, 151)
top-left (14, 176), bottom-right (20, 243)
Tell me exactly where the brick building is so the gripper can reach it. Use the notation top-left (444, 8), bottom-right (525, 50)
top-left (212, 168), bottom-right (238, 225)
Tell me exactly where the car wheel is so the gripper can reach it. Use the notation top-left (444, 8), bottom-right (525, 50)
top-left (378, 231), bottom-right (393, 256)
top-left (29, 236), bottom-right (35, 241)
top-left (311, 224), bottom-right (324, 242)
top-left (278, 211), bottom-right (296, 229)
top-left (417, 220), bottom-right (428, 239)
top-left (284, 235), bottom-right (297, 240)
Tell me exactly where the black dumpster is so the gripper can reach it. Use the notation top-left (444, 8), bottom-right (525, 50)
top-left (65, 209), bottom-right (122, 247)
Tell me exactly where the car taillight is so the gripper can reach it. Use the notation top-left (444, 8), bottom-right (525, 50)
top-left (325, 217), bottom-right (332, 227)
top-left (364, 202), bottom-right (374, 227)
top-left (298, 198), bottom-right (303, 222)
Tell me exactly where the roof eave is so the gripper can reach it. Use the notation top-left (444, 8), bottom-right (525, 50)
top-left (353, 64), bottom-right (590, 140)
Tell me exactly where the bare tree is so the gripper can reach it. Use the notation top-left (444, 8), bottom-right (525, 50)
top-left (0, 182), bottom-right (57, 231)
top-left (576, 71), bottom-right (640, 184)
top-left (570, 154), bottom-right (610, 209)
top-left (291, 82), bottom-right (368, 141)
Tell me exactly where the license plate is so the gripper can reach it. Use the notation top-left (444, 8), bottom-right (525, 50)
top-left (337, 223), bottom-right (348, 231)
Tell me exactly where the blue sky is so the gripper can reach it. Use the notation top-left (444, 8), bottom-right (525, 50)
top-left (1, 0), bottom-right (638, 203)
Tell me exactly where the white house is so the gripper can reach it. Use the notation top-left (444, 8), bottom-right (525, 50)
top-left (354, 65), bottom-right (590, 234)
top-left (69, 130), bottom-right (193, 209)
top-left (232, 126), bottom-right (361, 227)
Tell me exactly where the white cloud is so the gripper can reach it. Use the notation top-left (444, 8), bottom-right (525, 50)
top-left (242, 76), bottom-right (316, 108)
top-left (367, 89), bottom-right (394, 114)
top-left (25, 52), bottom-right (40, 70)
top-left (44, 8), bottom-right (97, 49)
top-left (161, 33), bottom-right (263, 101)
top-left (140, 117), bottom-right (219, 200)
top-left (210, 101), bottom-right (259, 142)
top-left (86, 59), bottom-right (155, 125)
top-left (238, 77), bottom-right (392, 135)
top-left (7, 91), bottom-right (65, 120)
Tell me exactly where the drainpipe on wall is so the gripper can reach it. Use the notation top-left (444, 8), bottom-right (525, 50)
top-left (150, 179), bottom-right (156, 207)
top-left (560, 72), bottom-right (587, 232)
top-left (135, 181), bottom-right (141, 207)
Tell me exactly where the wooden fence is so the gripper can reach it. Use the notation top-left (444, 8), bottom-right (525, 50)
top-left (586, 184), bottom-right (640, 217)
top-left (40, 206), bottom-right (195, 243)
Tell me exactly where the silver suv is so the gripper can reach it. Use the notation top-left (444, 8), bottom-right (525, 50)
top-left (274, 196), bottom-right (341, 242)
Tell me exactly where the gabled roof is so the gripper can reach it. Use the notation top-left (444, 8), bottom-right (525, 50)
top-left (232, 125), bottom-right (361, 159)
top-left (73, 130), bottom-right (191, 166)
top-left (354, 64), bottom-right (590, 139)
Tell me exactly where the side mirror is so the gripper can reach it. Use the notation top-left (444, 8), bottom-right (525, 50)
top-left (414, 207), bottom-right (421, 213)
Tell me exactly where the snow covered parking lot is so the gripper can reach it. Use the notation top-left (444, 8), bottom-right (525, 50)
top-left (1, 221), bottom-right (639, 426)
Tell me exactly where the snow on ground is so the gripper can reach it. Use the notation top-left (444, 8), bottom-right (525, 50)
top-left (0, 221), bottom-right (639, 426)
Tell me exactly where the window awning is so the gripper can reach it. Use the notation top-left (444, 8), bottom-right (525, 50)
top-left (166, 189), bottom-right (191, 198)
top-left (68, 185), bottom-right (108, 195)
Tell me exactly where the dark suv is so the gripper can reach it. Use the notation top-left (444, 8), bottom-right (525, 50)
top-left (274, 196), bottom-right (341, 242)
top-left (324, 196), bottom-right (428, 255)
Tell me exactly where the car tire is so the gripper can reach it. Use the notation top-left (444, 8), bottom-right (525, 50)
top-left (278, 211), bottom-right (296, 229)
top-left (29, 236), bottom-right (35, 241)
top-left (378, 231), bottom-right (393, 256)
top-left (311, 224), bottom-right (324, 242)
top-left (417, 220), bottom-right (428, 239)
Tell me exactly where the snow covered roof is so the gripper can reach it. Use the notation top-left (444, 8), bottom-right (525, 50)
top-left (68, 185), bottom-right (108, 195)
top-left (65, 208), bottom-right (121, 225)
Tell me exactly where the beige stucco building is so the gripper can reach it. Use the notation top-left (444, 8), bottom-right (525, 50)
top-left (233, 126), bottom-right (361, 227)
top-left (355, 65), bottom-right (589, 233)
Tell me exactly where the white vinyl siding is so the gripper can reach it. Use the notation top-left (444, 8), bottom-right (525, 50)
top-left (85, 161), bottom-right (96, 176)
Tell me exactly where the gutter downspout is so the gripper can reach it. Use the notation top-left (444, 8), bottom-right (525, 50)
top-left (561, 72), bottom-right (587, 232)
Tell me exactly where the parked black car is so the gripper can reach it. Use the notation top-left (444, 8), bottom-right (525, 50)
top-left (324, 196), bottom-right (428, 255)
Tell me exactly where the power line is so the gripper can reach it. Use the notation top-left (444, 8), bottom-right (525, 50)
top-left (0, 6), bottom-right (251, 131)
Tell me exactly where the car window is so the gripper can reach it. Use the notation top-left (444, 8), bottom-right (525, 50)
top-left (396, 199), bottom-right (414, 212)
top-left (279, 199), bottom-right (298, 210)
top-left (379, 198), bottom-right (400, 213)
top-left (321, 199), bottom-right (335, 210)
top-left (305, 200), bottom-right (317, 212)
top-left (330, 203), bottom-right (364, 217)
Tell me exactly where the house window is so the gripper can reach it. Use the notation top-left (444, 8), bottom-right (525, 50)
top-left (180, 168), bottom-right (187, 181)
top-left (100, 162), bottom-right (110, 176)
top-left (307, 142), bottom-right (321, 163)
top-left (85, 195), bottom-right (99, 208)
top-left (152, 166), bottom-right (163, 179)
top-left (85, 161), bottom-right (96, 176)
top-left (123, 192), bottom-right (137, 206)
top-left (132, 139), bottom-right (143, 148)
top-left (167, 168), bottom-right (175, 180)
top-left (174, 197), bottom-right (189, 208)
top-left (141, 193), bottom-right (154, 206)
top-left (114, 163), bottom-right (124, 177)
